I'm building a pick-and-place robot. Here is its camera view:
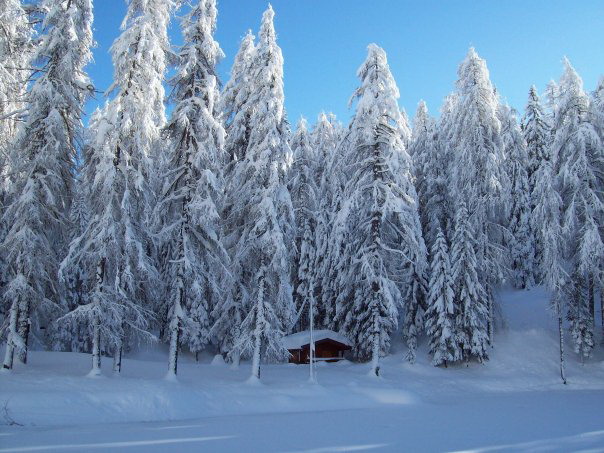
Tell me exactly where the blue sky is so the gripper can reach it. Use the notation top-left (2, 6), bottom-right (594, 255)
top-left (90, 0), bottom-right (603, 126)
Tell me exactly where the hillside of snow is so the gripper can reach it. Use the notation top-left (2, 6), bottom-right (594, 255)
top-left (1, 286), bottom-right (603, 452)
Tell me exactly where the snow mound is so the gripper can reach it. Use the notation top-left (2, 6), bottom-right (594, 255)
top-left (211, 354), bottom-right (226, 366)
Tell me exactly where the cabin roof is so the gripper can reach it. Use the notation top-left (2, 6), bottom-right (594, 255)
top-left (283, 330), bottom-right (353, 350)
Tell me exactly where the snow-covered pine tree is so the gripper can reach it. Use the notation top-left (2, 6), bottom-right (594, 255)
top-left (221, 30), bottom-right (255, 163)
top-left (449, 48), bottom-right (508, 344)
top-left (435, 93), bottom-right (458, 239)
top-left (590, 78), bottom-right (604, 340)
top-left (410, 101), bottom-right (430, 204)
top-left (522, 86), bottom-right (551, 280)
top-left (450, 202), bottom-right (489, 363)
top-left (333, 44), bottom-right (427, 374)
top-left (591, 77), bottom-right (604, 147)
top-left (314, 114), bottom-right (350, 330)
top-left (425, 228), bottom-right (459, 366)
top-left (531, 155), bottom-right (567, 383)
top-left (118, 0), bottom-right (174, 193)
top-left (213, 34), bottom-right (258, 362)
top-left (2, 0), bottom-right (93, 370)
top-left (52, 154), bottom-right (91, 353)
top-left (289, 118), bottom-right (319, 331)
top-left (222, 6), bottom-right (295, 379)
top-left (523, 86), bottom-right (551, 202)
top-left (410, 101), bottom-right (442, 250)
top-left (312, 113), bottom-right (340, 177)
top-left (552, 59), bottom-right (602, 360)
top-left (58, 0), bottom-right (174, 376)
top-left (398, 108), bottom-right (412, 150)
top-left (0, 0), bottom-right (33, 330)
top-left (0, 0), bottom-right (32, 198)
top-left (310, 112), bottom-right (340, 326)
top-left (154, 0), bottom-right (229, 378)
top-left (499, 103), bottom-right (534, 289)
top-left (545, 80), bottom-right (560, 130)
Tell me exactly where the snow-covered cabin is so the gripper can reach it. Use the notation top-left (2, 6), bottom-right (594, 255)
top-left (283, 330), bottom-right (352, 364)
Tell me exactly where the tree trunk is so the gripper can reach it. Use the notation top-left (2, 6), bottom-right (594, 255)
top-left (16, 300), bottom-right (30, 364)
top-left (487, 291), bottom-right (494, 347)
top-left (113, 342), bottom-right (123, 374)
top-left (600, 284), bottom-right (604, 343)
top-left (370, 296), bottom-right (380, 377)
top-left (231, 349), bottom-right (241, 369)
top-left (588, 275), bottom-right (595, 327)
top-left (2, 299), bottom-right (20, 370)
top-left (251, 333), bottom-right (261, 380)
top-left (90, 259), bottom-right (105, 377)
top-left (167, 311), bottom-right (180, 379)
top-left (230, 310), bottom-right (242, 369)
top-left (90, 316), bottom-right (101, 377)
top-left (557, 297), bottom-right (567, 385)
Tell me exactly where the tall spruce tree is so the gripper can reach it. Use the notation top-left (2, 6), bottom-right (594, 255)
top-left (591, 78), bottom-right (604, 340)
top-left (500, 104), bottom-right (534, 289)
top-left (425, 228), bottom-right (459, 366)
top-left (311, 112), bottom-right (340, 327)
top-left (2, 0), bottom-right (93, 370)
top-left (411, 101), bottom-right (444, 250)
top-left (532, 156), bottom-right (567, 383)
top-left (212, 33), bottom-right (257, 365)
top-left (436, 93), bottom-right (458, 239)
top-left (0, 0), bottom-right (33, 330)
top-left (58, 0), bottom-right (174, 376)
top-left (333, 44), bottom-right (426, 375)
top-left (552, 59), bottom-right (602, 360)
top-left (221, 30), bottom-right (255, 163)
top-left (522, 86), bottom-right (551, 279)
top-left (451, 202), bottom-right (489, 363)
top-left (224, 6), bottom-right (295, 380)
top-left (0, 0), bottom-right (32, 198)
top-left (523, 86), bottom-right (551, 200)
top-left (289, 118), bottom-right (319, 331)
top-left (154, 0), bottom-right (229, 378)
top-left (449, 48), bottom-right (508, 344)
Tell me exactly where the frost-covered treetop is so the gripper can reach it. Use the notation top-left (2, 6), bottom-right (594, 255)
top-left (221, 29), bottom-right (255, 117)
top-left (455, 48), bottom-right (499, 115)
top-left (242, 3), bottom-right (290, 176)
top-left (451, 47), bottom-right (504, 184)
top-left (350, 43), bottom-right (400, 110)
top-left (411, 100), bottom-right (431, 143)
top-left (312, 112), bottom-right (338, 152)
top-left (457, 48), bottom-right (489, 88)
top-left (232, 30), bottom-right (256, 79)
top-left (109, 0), bottom-right (175, 159)
top-left (349, 44), bottom-right (403, 145)
top-left (172, 0), bottom-right (225, 120)
top-left (0, 0), bottom-right (31, 63)
top-left (555, 58), bottom-right (590, 126)
top-left (180, 0), bottom-right (225, 72)
top-left (294, 117), bottom-right (310, 141)
top-left (251, 4), bottom-right (285, 126)
top-left (122, 0), bottom-right (175, 32)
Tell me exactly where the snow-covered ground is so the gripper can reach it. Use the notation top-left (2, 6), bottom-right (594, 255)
top-left (1, 287), bottom-right (603, 452)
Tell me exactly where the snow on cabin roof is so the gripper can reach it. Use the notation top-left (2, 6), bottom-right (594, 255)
top-left (283, 330), bottom-right (353, 350)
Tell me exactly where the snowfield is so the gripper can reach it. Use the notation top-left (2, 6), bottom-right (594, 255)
top-left (1, 287), bottom-right (603, 452)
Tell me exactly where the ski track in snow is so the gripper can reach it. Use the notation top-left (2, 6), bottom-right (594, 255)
top-left (1, 287), bottom-right (603, 452)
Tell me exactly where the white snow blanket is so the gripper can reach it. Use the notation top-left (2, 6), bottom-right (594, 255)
top-left (1, 287), bottom-right (603, 452)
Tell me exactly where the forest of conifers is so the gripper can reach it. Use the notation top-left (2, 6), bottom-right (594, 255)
top-left (1, 0), bottom-right (603, 382)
